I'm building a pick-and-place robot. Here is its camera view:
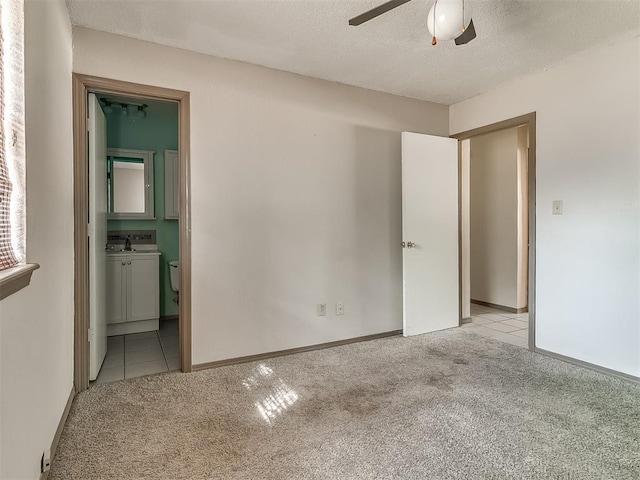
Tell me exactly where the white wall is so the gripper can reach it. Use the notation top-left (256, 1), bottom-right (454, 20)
top-left (0, 0), bottom-right (74, 478)
top-left (470, 128), bottom-right (519, 309)
top-left (451, 37), bottom-right (640, 377)
top-left (72, 28), bottom-right (449, 364)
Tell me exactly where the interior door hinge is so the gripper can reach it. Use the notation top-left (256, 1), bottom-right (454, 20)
top-left (88, 328), bottom-right (94, 343)
top-left (88, 223), bottom-right (94, 238)
top-left (87, 118), bottom-right (91, 132)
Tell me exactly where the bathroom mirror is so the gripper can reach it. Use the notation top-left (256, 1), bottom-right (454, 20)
top-left (107, 148), bottom-right (155, 219)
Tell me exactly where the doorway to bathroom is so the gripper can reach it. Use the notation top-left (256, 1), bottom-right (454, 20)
top-left (72, 75), bottom-right (192, 392)
top-left (90, 94), bottom-right (181, 384)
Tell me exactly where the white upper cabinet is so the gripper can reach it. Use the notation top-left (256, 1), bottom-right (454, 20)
top-left (164, 149), bottom-right (179, 220)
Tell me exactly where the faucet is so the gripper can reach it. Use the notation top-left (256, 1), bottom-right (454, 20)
top-left (124, 236), bottom-right (132, 251)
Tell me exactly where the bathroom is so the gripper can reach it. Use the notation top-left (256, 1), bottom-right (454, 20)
top-left (91, 94), bottom-right (180, 384)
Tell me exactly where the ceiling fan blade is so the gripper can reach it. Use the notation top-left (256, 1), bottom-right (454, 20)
top-left (349, 0), bottom-right (413, 26)
top-left (455, 19), bottom-right (477, 45)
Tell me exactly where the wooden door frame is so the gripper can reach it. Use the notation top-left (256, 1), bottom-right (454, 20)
top-left (73, 74), bottom-right (192, 392)
top-left (451, 112), bottom-right (537, 351)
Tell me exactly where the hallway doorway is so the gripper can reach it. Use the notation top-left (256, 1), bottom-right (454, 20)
top-left (454, 113), bottom-right (536, 351)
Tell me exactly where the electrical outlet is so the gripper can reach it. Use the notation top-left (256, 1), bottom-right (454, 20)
top-left (336, 301), bottom-right (344, 316)
top-left (552, 200), bottom-right (563, 215)
top-left (317, 303), bottom-right (326, 316)
top-left (41, 448), bottom-right (51, 473)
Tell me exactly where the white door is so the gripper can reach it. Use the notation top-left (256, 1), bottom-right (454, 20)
top-left (402, 132), bottom-right (459, 336)
top-left (88, 93), bottom-right (108, 380)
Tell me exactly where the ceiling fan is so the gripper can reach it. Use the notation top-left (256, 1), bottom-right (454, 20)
top-left (349, 0), bottom-right (476, 46)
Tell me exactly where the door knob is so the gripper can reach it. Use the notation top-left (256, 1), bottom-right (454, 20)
top-left (406, 241), bottom-right (417, 249)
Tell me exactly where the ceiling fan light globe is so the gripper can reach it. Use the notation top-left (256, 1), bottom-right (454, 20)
top-left (427, 0), bottom-right (472, 42)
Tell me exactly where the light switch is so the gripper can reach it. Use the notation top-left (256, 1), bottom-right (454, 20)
top-left (552, 200), bottom-right (563, 215)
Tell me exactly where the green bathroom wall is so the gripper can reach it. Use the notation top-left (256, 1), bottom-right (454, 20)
top-left (105, 98), bottom-right (179, 318)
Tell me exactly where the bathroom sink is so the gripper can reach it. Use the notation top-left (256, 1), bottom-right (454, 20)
top-left (107, 244), bottom-right (159, 254)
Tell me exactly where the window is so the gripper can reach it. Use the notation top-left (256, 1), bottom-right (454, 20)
top-left (0, 0), bottom-right (24, 270)
top-left (0, 0), bottom-right (36, 301)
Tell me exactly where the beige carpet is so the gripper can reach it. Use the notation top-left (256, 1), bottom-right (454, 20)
top-left (50, 329), bottom-right (640, 479)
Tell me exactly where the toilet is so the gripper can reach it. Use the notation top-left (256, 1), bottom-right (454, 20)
top-left (169, 260), bottom-right (179, 293)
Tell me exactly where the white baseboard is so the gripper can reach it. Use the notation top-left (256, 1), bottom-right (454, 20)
top-left (535, 348), bottom-right (640, 385)
top-left (40, 387), bottom-right (75, 480)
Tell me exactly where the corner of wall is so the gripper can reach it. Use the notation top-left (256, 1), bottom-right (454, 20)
top-left (1, 0), bottom-right (75, 477)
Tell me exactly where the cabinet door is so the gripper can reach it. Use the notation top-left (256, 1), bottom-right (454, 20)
top-left (127, 256), bottom-right (160, 322)
top-left (164, 150), bottom-right (179, 219)
top-left (106, 258), bottom-right (127, 324)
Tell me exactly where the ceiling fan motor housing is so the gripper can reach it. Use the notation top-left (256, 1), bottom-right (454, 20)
top-left (427, 0), bottom-right (473, 42)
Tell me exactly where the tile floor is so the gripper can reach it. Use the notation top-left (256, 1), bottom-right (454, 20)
top-left (461, 303), bottom-right (529, 348)
top-left (91, 318), bottom-right (179, 386)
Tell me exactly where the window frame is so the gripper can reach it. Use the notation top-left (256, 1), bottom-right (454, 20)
top-left (0, 0), bottom-right (38, 300)
top-left (0, 262), bottom-right (38, 300)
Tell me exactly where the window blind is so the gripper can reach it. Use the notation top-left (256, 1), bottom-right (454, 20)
top-left (0, 0), bottom-right (24, 270)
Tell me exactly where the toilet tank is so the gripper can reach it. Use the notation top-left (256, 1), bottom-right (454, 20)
top-left (169, 260), bottom-right (179, 292)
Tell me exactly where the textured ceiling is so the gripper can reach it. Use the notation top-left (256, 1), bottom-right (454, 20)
top-left (66, 0), bottom-right (640, 105)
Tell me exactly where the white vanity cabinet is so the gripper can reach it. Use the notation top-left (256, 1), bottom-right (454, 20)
top-left (106, 252), bottom-right (160, 335)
